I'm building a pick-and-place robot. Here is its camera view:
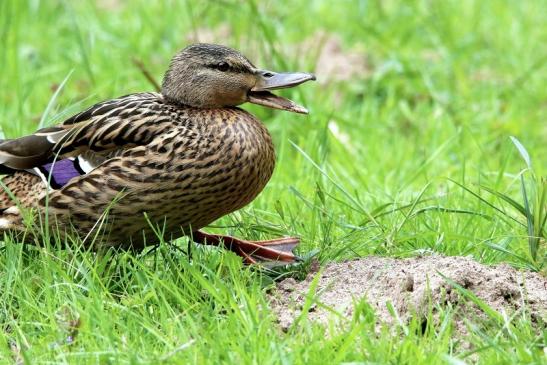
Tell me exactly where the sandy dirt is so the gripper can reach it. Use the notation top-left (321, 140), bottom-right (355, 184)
top-left (303, 31), bottom-right (372, 83)
top-left (269, 256), bottom-right (546, 335)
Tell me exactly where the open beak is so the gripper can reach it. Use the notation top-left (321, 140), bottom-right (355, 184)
top-left (247, 70), bottom-right (316, 114)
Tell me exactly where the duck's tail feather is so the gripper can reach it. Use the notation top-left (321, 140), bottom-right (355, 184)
top-left (0, 171), bottom-right (47, 232)
top-left (0, 170), bottom-right (45, 208)
top-left (0, 206), bottom-right (23, 230)
top-left (0, 127), bottom-right (68, 171)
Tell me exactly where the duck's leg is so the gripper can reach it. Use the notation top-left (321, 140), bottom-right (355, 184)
top-left (191, 230), bottom-right (299, 265)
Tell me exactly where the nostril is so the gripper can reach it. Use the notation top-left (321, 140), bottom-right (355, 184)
top-left (262, 72), bottom-right (274, 78)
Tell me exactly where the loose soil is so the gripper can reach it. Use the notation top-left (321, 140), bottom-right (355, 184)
top-left (269, 256), bottom-right (546, 335)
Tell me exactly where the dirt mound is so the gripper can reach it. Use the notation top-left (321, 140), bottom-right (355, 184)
top-left (269, 256), bottom-right (546, 333)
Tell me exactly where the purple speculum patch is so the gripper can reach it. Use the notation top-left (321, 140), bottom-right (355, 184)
top-left (39, 158), bottom-right (84, 189)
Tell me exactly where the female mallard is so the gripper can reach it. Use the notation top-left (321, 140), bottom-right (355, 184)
top-left (0, 43), bottom-right (315, 264)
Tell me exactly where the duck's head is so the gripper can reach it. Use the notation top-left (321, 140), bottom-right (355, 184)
top-left (161, 43), bottom-right (315, 114)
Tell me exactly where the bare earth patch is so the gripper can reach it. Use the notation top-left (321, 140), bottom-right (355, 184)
top-left (305, 31), bottom-right (372, 83)
top-left (269, 256), bottom-right (546, 334)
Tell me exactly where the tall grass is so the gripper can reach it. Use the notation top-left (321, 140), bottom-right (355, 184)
top-left (0, 0), bottom-right (545, 363)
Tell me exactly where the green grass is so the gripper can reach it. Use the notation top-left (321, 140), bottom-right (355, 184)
top-left (0, 0), bottom-right (546, 363)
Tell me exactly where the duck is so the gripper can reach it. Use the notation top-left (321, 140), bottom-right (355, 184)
top-left (0, 43), bottom-right (315, 265)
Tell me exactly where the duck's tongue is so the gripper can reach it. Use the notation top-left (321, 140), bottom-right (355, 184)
top-left (247, 91), bottom-right (309, 114)
top-left (247, 71), bottom-right (315, 114)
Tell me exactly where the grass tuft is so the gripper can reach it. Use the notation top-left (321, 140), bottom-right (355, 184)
top-left (0, 0), bottom-right (546, 363)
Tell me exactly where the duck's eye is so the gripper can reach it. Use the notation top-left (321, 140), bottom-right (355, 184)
top-left (215, 62), bottom-right (230, 72)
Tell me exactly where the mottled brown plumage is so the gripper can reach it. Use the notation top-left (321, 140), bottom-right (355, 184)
top-left (0, 44), bottom-right (315, 264)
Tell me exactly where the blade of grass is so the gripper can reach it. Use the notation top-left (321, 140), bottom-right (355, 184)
top-left (38, 70), bottom-right (74, 129)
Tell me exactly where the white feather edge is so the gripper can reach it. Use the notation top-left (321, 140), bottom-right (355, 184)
top-left (0, 151), bottom-right (11, 164)
top-left (77, 155), bottom-right (97, 173)
top-left (34, 130), bottom-right (69, 144)
top-left (29, 166), bottom-right (52, 191)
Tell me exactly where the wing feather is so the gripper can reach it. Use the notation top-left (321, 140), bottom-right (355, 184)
top-left (0, 92), bottom-right (168, 173)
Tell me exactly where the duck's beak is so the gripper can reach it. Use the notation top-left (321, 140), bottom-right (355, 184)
top-left (247, 70), bottom-right (316, 114)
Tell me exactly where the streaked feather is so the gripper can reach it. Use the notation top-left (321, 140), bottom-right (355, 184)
top-left (0, 93), bottom-right (164, 173)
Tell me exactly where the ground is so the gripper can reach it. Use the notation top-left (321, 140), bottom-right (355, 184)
top-left (271, 256), bottom-right (546, 343)
top-left (0, 0), bottom-right (546, 364)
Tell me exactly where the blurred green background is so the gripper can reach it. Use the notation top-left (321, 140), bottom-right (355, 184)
top-left (0, 0), bottom-right (545, 363)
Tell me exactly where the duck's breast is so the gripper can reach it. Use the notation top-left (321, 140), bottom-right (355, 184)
top-left (163, 107), bottom-right (275, 229)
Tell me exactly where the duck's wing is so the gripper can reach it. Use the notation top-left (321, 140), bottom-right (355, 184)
top-left (0, 92), bottom-right (169, 172)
